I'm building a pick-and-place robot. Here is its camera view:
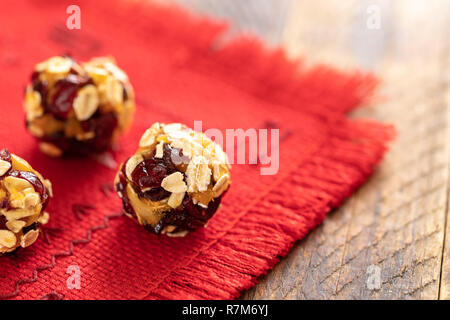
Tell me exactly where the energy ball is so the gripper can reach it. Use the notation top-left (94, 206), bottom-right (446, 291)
top-left (24, 55), bottom-right (135, 156)
top-left (115, 123), bottom-right (231, 237)
top-left (0, 149), bottom-right (52, 254)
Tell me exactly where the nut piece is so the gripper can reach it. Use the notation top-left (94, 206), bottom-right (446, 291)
top-left (4, 208), bottom-right (36, 220)
top-left (24, 89), bottom-right (43, 121)
top-left (0, 230), bottom-right (17, 248)
top-left (213, 174), bottom-right (230, 198)
top-left (27, 123), bottom-right (45, 138)
top-left (39, 142), bottom-right (63, 157)
top-left (38, 212), bottom-right (50, 225)
top-left (161, 225), bottom-right (176, 234)
top-left (166, 230), bottom-right (189, 238)
top-left (155, 142), bottom-right (164, 159)
top-left (73, 84), bottom-right (99, 121)
top-left (10, 154), bottom-right (32, 171)
top-left (161, 172), bottom-right (187, 193)
top-left (6, 220), bottom-right (26, 233)
top-left (3, 176), bottom-right (34, 193)
top-left (0, 160), bottom-right (11, 176)
top-left (10, 198), bottom-right (24, 209)
top-left (20, 230), bottom-right (40, 248)
top-left (139, 123), bottom-right (161, 148)
top-left (104, 61), bottom-right (129, 82)
top-left (24, 192), bottom-right (40, 209)
top-left (105, 77), bottom-right (123, 106)
top-left (168, 191), bottom-right (185, 208)
top-left (43, 179), bottom-right (53, 197)
top-left (36, 56), bottom-right (72, 74)
top-left (163, 123), bottom-right (182, 133)
top-left (125, 154), bottom-right (144, 181)
top-left (47, 56), bottom-right (72, 74)
top-left (126, 183), bottom-right (170, 227)
top-left (186, 156), bottom-right (212, 193)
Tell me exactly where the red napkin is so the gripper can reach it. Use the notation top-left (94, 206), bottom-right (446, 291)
top-left (0, 0), bottom-right (393, 300)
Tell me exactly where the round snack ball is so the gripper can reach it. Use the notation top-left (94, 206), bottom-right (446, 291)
top-left (0, 149), bottom-right (52, 254)
top-left (24, 55), bottom-right (135, 156)
top-left (115, 123), bottom-right (231, 237)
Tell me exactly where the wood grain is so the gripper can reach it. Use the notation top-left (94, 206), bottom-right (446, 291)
top-left (171, 0), bottom-right (450, 299)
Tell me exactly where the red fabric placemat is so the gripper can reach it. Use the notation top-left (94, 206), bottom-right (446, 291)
top-left (0, 0), bottom-right (394, 300)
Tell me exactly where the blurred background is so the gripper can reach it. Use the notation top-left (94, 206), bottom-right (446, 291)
top-left (164, 0), bottom-right (450, 299)
top-left (172, 0), bottom-right (449, 69)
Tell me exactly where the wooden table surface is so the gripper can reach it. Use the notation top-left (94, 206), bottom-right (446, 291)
top-left (172, 0), bottom-right (450, 299)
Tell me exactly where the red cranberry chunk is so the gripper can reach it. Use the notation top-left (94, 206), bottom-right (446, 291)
top-left (32, 80), bottom-right (49, 108)
top-left (140, 187), bottom-right (171, 202)
top-left (153, 195), bottom-right (223, 234)
top-left (47, 74), bottom-right (92, 120)
top-left (132, 160), bottom-right (169, 190)
top-left (0, 215), bottom-right (6, 229)
top-left (81, 112), bottom-right (118, 150)
top-left (130, 144), bottom-right (180, 190)
top-left (115, 170), bottom-right (136, 217)
top-left (22, 222), bottom-right (40, 233)
top-left (0, 149), bottom-right (11, 163)
top-left (31, 71), bottom-right (40, 83)
top-left (0, 199), bottom-right (9, 211)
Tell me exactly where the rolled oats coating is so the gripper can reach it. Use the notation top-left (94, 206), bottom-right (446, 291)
top-left (0, 149), bottom-right (52, 254)
top-left (115, 123), bottom-right (231, 237)
top-left (24, 55), bottom-right (135, 156)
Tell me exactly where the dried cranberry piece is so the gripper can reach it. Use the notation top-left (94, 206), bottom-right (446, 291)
top-left (159, 143), bottom-right (188, 168)
top-left (205, 196), bottom-right (222, 216)
top-left (153, 195), bottom-right (223, 234)
top-left (140, 187), bottom-right (171, 202)
top-left (0, 148), bottom-right (11, 162)
top-left (162, 144), bottom-right (181, 170)
top-left (116, 168), bottom-right (127, 194)
top-left (47, 74), bottom-right (92, 119)
top-left (22, 222), bottom-right (40, 233)
top-left (80, 112), bottom-right (118, 150)
top-left (130, 161), bottom-right (169, 202)
top-left (182, 196), bottom-right (203, 219)
top-left (92, 112), bottom-right (118, 142)
top-left (69, 68), bottom-right (80, 75)
top-left (0, 199), bottom-right (9, 210)
top-left (131, 144), bottom-right (179, 189)
top-left (0, 215), bottom-right (6, 229)
top-left (122, 86), bottom-right (128, 101)
top-left (33, 80), bottom-right (49, 108)
top-left (42, 111), bottom-right (119, 155)
top-left (30, 71), bottom-right (40, 83)
top-left (115, 170), bottom-right (136, 217)
top-left (132, 160), bottom-right (167, 190)
top-left (129, 144), bottom-right (185, 202)
top-left (0, 149), bottom-right (12, 178)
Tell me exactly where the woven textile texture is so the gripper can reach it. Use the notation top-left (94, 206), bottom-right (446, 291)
top-left (0, 0), bottom-right (394, 299)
